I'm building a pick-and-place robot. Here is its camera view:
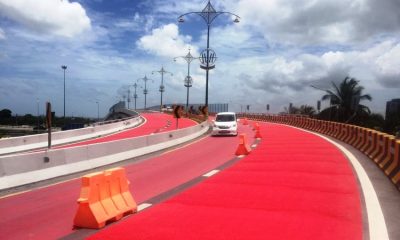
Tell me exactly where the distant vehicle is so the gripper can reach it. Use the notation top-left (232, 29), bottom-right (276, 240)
top-left (212, 112), bottom-right (238, 136)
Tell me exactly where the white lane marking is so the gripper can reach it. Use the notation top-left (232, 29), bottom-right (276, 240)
top-left (251, 144), bottom-right (257, 148)
top-left (287, 125), bottom-right (389, 240)
top-left (203, 170), bottom-right (220, 177)
top-left (138, 203), bottom-right (152, 212)
top-left (0, 177), bottom-right (79, 200)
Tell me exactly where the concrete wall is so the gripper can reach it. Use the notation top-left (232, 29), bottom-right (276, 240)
top-left (0, 116), bottom-right (143, 155)
top-left (0, 121), bottom-right (210, 190)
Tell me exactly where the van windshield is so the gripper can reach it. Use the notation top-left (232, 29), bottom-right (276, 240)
top-left (216, 114), bottom-right (235, 122)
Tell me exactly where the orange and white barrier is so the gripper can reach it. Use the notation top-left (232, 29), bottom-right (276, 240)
top-left (73, 167), bottom-right (137, 229)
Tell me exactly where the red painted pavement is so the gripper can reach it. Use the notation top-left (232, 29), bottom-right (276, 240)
top-left (89, 122), bottom-right (362, 240)
top-left (0, 119), bottom-right (253, 239)
top-left (55, 113), bottom-right (197, 149)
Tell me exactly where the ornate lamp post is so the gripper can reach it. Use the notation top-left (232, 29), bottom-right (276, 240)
top-left (174, 48), bottom-right (198, 112)
top-left (178, 0), bottom-right (240, 107)
top-left (36, 98), bottom-right (40, 130)
top-left (127, 87), bottom-right (131, 109)
top-left (152, 67), bottom-right (173, 111)
top-left (95, 100), bottom-right (100, 121)
top-left (132, 83), bottom-right (139, 110)
top-left (61, 65), bottom-right (67, 120)
top-left (137, 75), bottom-right (152, 110)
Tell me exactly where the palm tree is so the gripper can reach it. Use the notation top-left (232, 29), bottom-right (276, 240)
top-left (321, 77), bottom-right (372, 123)
top-left (299, 105), bottom-right (316, 116)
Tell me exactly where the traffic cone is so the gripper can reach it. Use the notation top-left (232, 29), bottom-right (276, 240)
top-left (253, 123), bottom-right (259, 131)
top-left (243, 118), bottom-right (248, 125)
top-left (235, 134), bottom-right (251, 156)
top-left (254, 128), bottom-right (262, 139)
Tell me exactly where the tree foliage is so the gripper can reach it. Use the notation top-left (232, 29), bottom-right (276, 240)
top-left (320, 77), bottom-right (372, 123)
top-left (0, 109), bottom-right (12, 118)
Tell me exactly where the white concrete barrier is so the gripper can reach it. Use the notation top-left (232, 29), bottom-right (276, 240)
top-left (0, 121), bottom-right (210, 190)
top-left (0, 116), bottom-right (143, 155)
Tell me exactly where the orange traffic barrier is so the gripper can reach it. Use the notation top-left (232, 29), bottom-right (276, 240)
top-left (379, 137), bottom-right (397, 170)
top-left (354, 128), bottom-right (367, 149)
top-left (333, 122), bottom-right (341, 138)
top-left (394, 172), bottom-right (400, 190)
top-left (235, 134), bottom-right (251, 156)
top-left (349, 126), bottom-right (362, 146)
top-left (370, 133), bottom-right (388, 161)
top-left (360, 130), bottom-right (373, 154)
top-left (365, 131), bottom-right (378, 157)
top-left (73, 167), bottom-right (137, 229)
top-left (337, 123), bottom-right (348, 141)
top-left (105, 168), bottom-right (137, 216)
top-left (375, 135), bottom-right (393, 164)
top-left (384, 140), bottom-right (400, 177)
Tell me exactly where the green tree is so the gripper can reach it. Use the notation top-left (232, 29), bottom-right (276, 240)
top-left (320, 77), bottom-right (372, 123)
top-left (299, 105), bottom-right (316, 116)
top-left (0, 109), bottom-right (12, 118)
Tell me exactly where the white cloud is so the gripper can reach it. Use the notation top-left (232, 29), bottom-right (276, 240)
top-left (0, 0), bottom-right (91, 37)
top-left (137, 23), bottom-right (199, 57)
top-left (232, 0), bottom-right (400, 46)
top-left (0, 27), bottom-right (5, 39)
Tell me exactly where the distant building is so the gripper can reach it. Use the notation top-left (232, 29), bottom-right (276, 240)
top-left (385, 98), bottom-right (400, 120)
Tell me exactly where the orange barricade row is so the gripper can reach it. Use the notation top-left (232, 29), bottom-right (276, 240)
top-left (378, 137), bottom-right (396, 170)
top-left (360, 130), bottom-right (373, 154)
top-left (376, 135), bottom-right (393, 164)
top-left (384, 140), bottom-right (400, 177)
top-left (346, 125), bottom-right (357, 145)
top-left (354, 128), bottom-right (366, 149)
top-left (339, 124), bottom-right (349, 142)
top-left (73, 167), bottom-right (137, 229)
top-left (365, 131), bottom-right (378, 157)
top-left (370, 133), bottom-right (387, 161)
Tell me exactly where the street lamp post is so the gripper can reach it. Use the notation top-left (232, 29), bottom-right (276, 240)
top-left (152, 67), bottom-right (173, 111)
top-left (178, 0), bottom-right (240, 107)
top-left (96, 101), bottom-right (99, 122)
top-left (127, 88), bottom-right (131, 109)
top-left (61, 65), bottom-right (67, 121)
top-left (137, 75), bottom-right (152, 110)
top-left (132, 83), bottom-right (138, 110)
top-left (36, 98), bottom-right (40, 130)
top-left (174, 48), bottom-right (198, 112)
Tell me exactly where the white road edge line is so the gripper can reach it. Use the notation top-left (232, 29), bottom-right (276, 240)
top-left (291, 125), bottom-right (389, 240)
top-left (203, 170), bottom-right (220, 177)
top-left (138, 203), bottom-right (152, 212)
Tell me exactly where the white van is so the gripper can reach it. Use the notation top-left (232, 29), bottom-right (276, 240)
top-left (212, 112), bottom-right (238, 136)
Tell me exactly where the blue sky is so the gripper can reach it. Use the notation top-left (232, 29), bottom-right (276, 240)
top-left (0, 0), bottom-right (399, 118)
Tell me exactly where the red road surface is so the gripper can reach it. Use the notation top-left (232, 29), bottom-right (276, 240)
top-left (55, 113), bottom-right (197, 149)
top-left (0, 118), bottom-right (252, 239)
top-left (90, 122), bottom-right (362, 240)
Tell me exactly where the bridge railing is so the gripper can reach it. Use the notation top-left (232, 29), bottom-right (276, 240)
top-left (238, 113), bottom-right (400, 191)
top-left (0, 120), bottom-right (210, 190)
top-left (0, 116), bottom-right (143, 155)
